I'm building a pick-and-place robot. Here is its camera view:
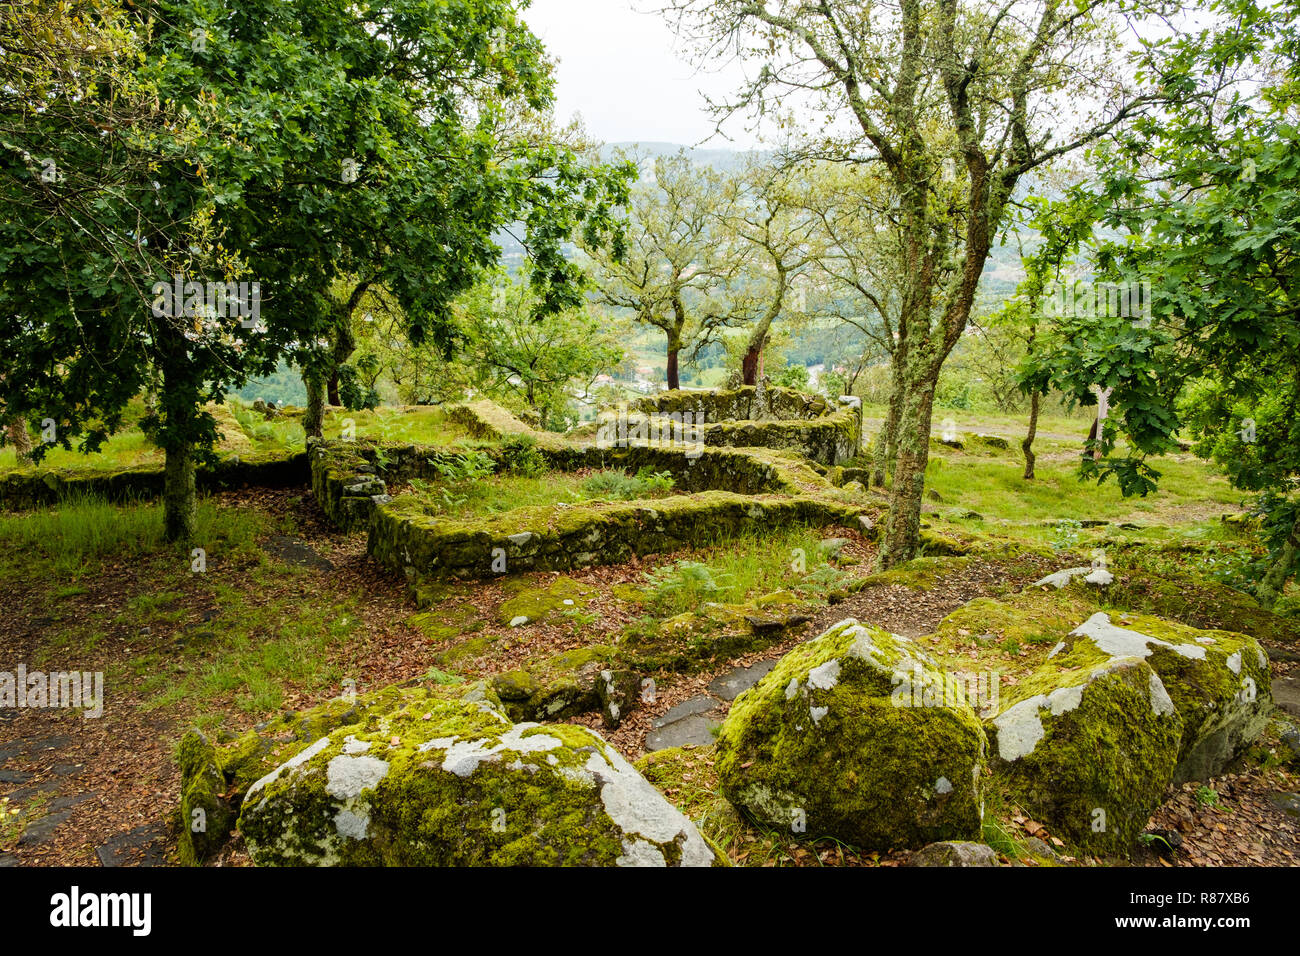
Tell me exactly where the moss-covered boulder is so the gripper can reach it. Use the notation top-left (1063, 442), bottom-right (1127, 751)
top-left (490, 645), bottom-right (617, 722)
top-left (496, 575), bottom-right (590, 626)
top-left (716, 619), bottom-right (987, 850)
top-left (616, 597), bottom-right (805, 673)
top-left (1059, 612), bottom-right (1273, 784)
top-left (176, 683), bottom-right (438, 864)
top-left (988, 652), bottom-right (1183, 854)
top-left (237, 684), bottom-right (722, 866)
top-left (176, 731), bottom-right (236, 866)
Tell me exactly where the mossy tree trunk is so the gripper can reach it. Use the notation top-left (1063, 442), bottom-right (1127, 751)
top-left (5, 417), bottom-right (31, 460)
top-left (326, 314), bottom-right (357, 406)
top-left (1023, 389), bottom-right (1041, 480)
top-left (665, 306), bottom-right (685, 391)
top-left (880, 358), bottom-right (939, 569)
top-left (303, 372), bottom-right (326, 439)
top-left (871, 357), bottom-right (906, 487)
top-left (302, 283), bottom-right (368, 439)
top-left (1257, 514), bottom-right (1300, 609)
top-left (741, 265), bottom-right (786, 387)
top-left (163, 441), bottom-right (197, 543)
top-left (155, 319), bottom-right (203, 544)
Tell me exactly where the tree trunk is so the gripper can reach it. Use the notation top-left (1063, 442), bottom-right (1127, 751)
top-left (5, 418), bottom-right (31, 460)
top-left (666, 346), bottom-right (680, 392)
top-left (741, 343), bottom-right (762, 387)
top-left (871, 357), bottom-right (906, 487)
top-left (327, 371), bottom-right (341, 407)
top-left (1023, 390), bottom-right (1041, 480)
top-left (1257, 513), bottom-right (1300, 609)
top-left (163, 441), bottom-right (196, 543)
top-left (303, 372), bottom-right (326, 439)
top-left (880, 364), bottom-right (938, 569)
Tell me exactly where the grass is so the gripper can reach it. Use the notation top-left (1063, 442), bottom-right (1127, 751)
top-left (0, 400), bottom-right (468, 475)
top-left (124, 570), bottom-right (360, 725)
top-left (922, 439), bottom-right (1242, 527)
top-left (0, 492), bottom-right (364, 731)
top-left (0, 492), bottom-right (265, 580)
top-left (406, 467), bottom-right (678, 518)
top-left (0, 794), bottom-right (49, 851)
top-left (635, 525), bottom-right (855, 616)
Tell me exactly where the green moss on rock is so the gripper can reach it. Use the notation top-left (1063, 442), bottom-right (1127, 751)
top-left (716, 618), bottom-right (987, 851)
top-left (236, 687), bottom-right (723, 866)
top-left (497, 575), bottom-right (589, 625)
top-left (1060, 612), bottom-right (1273, 784)
top-left (988, 650), bottom-right (1183, 854)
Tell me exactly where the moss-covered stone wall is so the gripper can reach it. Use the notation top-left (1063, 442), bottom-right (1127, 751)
top-left (369, 492), bottom-right (863, 581)
top-left (618, 387), bottom-right (863, 466)
top-left (0, 451), bottom-right (307, 512)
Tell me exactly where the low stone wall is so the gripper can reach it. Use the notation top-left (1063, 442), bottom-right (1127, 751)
top-left (369, 492), bottom-right (863, 581)
top-left (0, 451), bottom-right (307, 511)
top-left (631, 385), bottom-right (829, 422)
top-left (617, 386), bottom-right (863, 466)
top-left (308, 414), bottom-right (847, 535)
top-left (310, 400), bottom-right (875, 581)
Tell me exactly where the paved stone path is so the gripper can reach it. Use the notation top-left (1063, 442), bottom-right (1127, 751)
top-left (0, 729), bottom-right (165, 865)
top-left (645, 659), bottom-right (779, 751)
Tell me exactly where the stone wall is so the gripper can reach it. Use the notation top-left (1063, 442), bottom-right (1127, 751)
top-left (0, 451), bottom-right (307, 511)
top-left (369, 492), bottom-right (862, 581)
top-left (618, 386), bottom-right (863, 466)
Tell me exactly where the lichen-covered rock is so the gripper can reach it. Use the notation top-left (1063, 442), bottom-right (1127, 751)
top-left (237, 685), bottom-right (722, 866)
top-left (1033, 567), bottom-right (1114, 589)
top-left (908, 841), bottom-right (999, 867)
top-left (716, 619), bottom-right (987, 850)
top-left (176, 682), bottom-right (450, 864)
top-left (596, 668), bottom-right (642, 729)
top-left (1058, 612), bottom-right (1273, 784)
top-left (176, 730), bottom-right (236, 866)
top-left (988, 652), bottom-right (1183, 853)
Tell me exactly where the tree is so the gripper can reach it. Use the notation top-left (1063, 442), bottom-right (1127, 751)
top-left (583, 151), bottom-right (742, 391)
top-left (797, 161), bottom-right (915, 486)
top-left (0, 0), bottom-right (627, 540)
top-left (1024, 0), bottom-right (1300, 605)
top-left (720, 161), bottom-right (820, 384)
top-left (664, 0), bottom-right (1167, 566)
top-left (456, 273), bottom-right (622, 429)
top-left (980, 193), bottom-right (1098, 478)
top-left (0, 0), bottom-right (223, 540)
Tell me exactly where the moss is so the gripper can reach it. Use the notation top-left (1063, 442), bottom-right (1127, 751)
top-left (966, 433), bottom-right (1011, 452)
top-left (512, 645), bottom-right (616, 721)
top-left (927, 589), bottom-right (1098, 679)
top-left (490, 670), bottom-right (541, 701)
top-left (176, 730), bottom-right (235, 866)
top-left (716, 619), bottom-right (987, 850)
top-left (237, 689), bottom-right (721, 866)
top-left (919, 528), bottom-right (973, 557)
top-left (371, 490), bottom-right (861, 581)
top-left (616, 602), bottom-right (791, 673)
top-left (179, 681), bottom-right (469, 863)
top-left (987, 656), bottom-right (1183, 854)
top-left (1105, 571), bottom-right (1300, 646)
top-left (431, 634), bottom-right (497, 668)
top-left (1060, 612), bottom-right (1273, 784)
top-left (497, 575), bottom-right (590, 625)
top-left (853, 556), bottom-right (974, 591)
top-left (407, 602), bottom-right (483, 643)
top-left (405, 615), bottom-right (460, 644)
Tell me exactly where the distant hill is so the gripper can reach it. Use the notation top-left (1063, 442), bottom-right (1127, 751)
top-left (601, 141), bottom-right (769, 172)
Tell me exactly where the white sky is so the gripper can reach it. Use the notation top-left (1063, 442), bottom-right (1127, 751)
top-left (523, 0), bottom-right (757, 148)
